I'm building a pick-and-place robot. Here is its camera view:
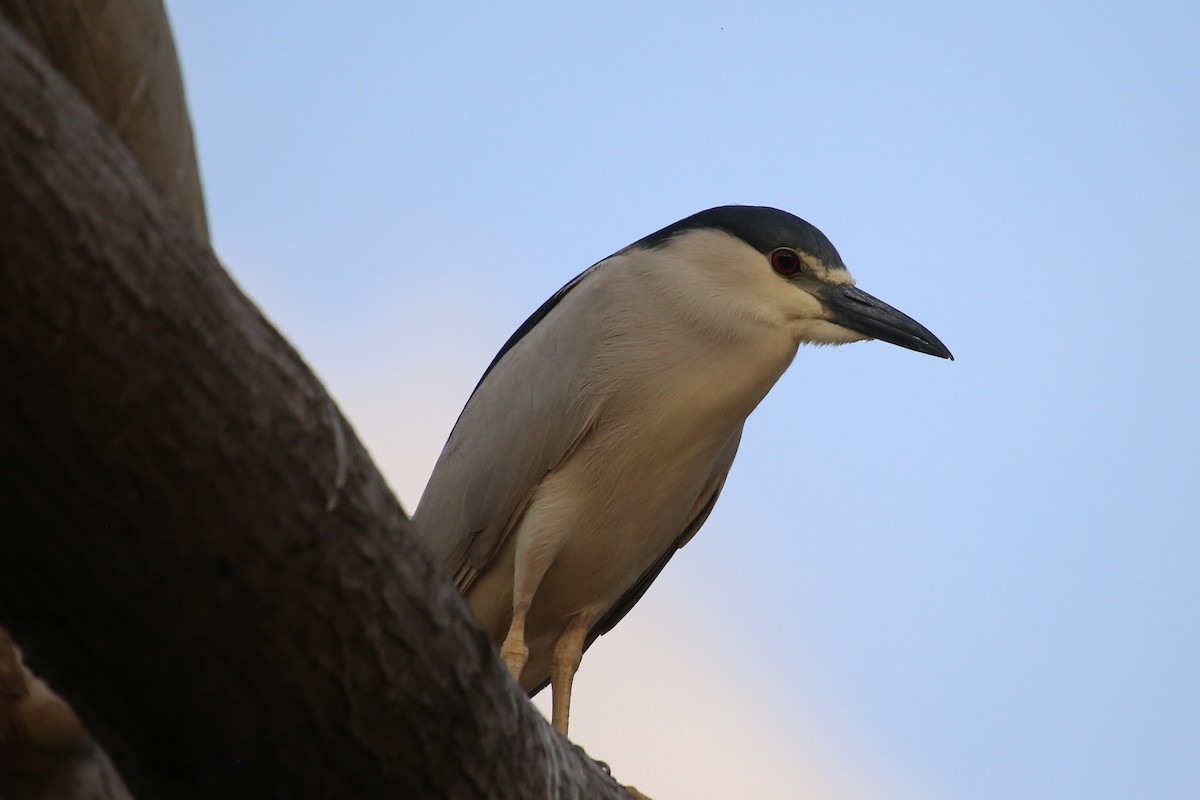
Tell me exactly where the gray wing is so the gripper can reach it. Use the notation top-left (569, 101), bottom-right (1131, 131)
top-left (413, 265), bottom-right (604, 591)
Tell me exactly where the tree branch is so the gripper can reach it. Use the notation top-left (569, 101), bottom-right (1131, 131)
top-left (0, 0), bottom-right (209, 242)
top-left (0, 10), bottom-right (627, 799)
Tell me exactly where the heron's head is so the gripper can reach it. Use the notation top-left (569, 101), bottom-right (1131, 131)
top-left (630, 206), bottom-right (953, 360)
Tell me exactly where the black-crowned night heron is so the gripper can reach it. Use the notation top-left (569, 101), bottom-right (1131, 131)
top-left (415, 205), bottom-right (952, 734)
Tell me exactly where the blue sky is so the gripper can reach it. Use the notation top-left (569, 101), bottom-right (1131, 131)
top-left (166, 3), bottom-right (1198, 797)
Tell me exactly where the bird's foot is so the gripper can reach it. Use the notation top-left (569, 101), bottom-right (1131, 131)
top-left (570, 742), bottom-right (611, 774)
top-left (570, 742), bottom-right (649, 798)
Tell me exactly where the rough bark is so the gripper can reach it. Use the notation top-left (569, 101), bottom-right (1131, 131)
top-left (0, 2), bottom-right (199, 797)
top-left (0, 10), bottom-right (627, 800)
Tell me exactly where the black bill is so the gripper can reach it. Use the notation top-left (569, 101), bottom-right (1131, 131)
top-left (821, 284), bottom-right (953, 360)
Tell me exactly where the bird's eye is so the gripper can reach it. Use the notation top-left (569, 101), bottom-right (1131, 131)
top-left (770, 248), bottom-right (803, 277)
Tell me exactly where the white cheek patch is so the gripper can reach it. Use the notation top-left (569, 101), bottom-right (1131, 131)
top-left (785, 289), bottom-right (825, 320)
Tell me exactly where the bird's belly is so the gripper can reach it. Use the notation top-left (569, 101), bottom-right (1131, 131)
top-left (519, 420), bottom-right (732, 642)
top-left (531, 482), bottom-right (688, 619)
top-left (461, 405), bottom-right (742, 693)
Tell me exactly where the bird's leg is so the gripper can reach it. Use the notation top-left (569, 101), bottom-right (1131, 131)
top-left (501, 511), bottom-right (566, 685)
top-left (499, 601), bottom-right (531, 680)
top-left (550, 611), bottom-right (596, 735)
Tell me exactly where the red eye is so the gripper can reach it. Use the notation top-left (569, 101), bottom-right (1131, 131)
top-left (770, 248), bottom-right (802, 277)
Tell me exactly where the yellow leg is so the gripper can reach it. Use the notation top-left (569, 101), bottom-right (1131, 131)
top-left (499, 601), bottom-right (531, 681)
top-left (550, 612), bottom-right (595, 735)
top-left (499, 505), bottom-right (563, 687)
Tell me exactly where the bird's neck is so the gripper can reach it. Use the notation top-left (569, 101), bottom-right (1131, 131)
top-left (590, 264), bottom-right (800, 426)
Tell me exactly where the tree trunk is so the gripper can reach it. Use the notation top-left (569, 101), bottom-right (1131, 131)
top-left (0, 8), bottom-right (627, 799)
